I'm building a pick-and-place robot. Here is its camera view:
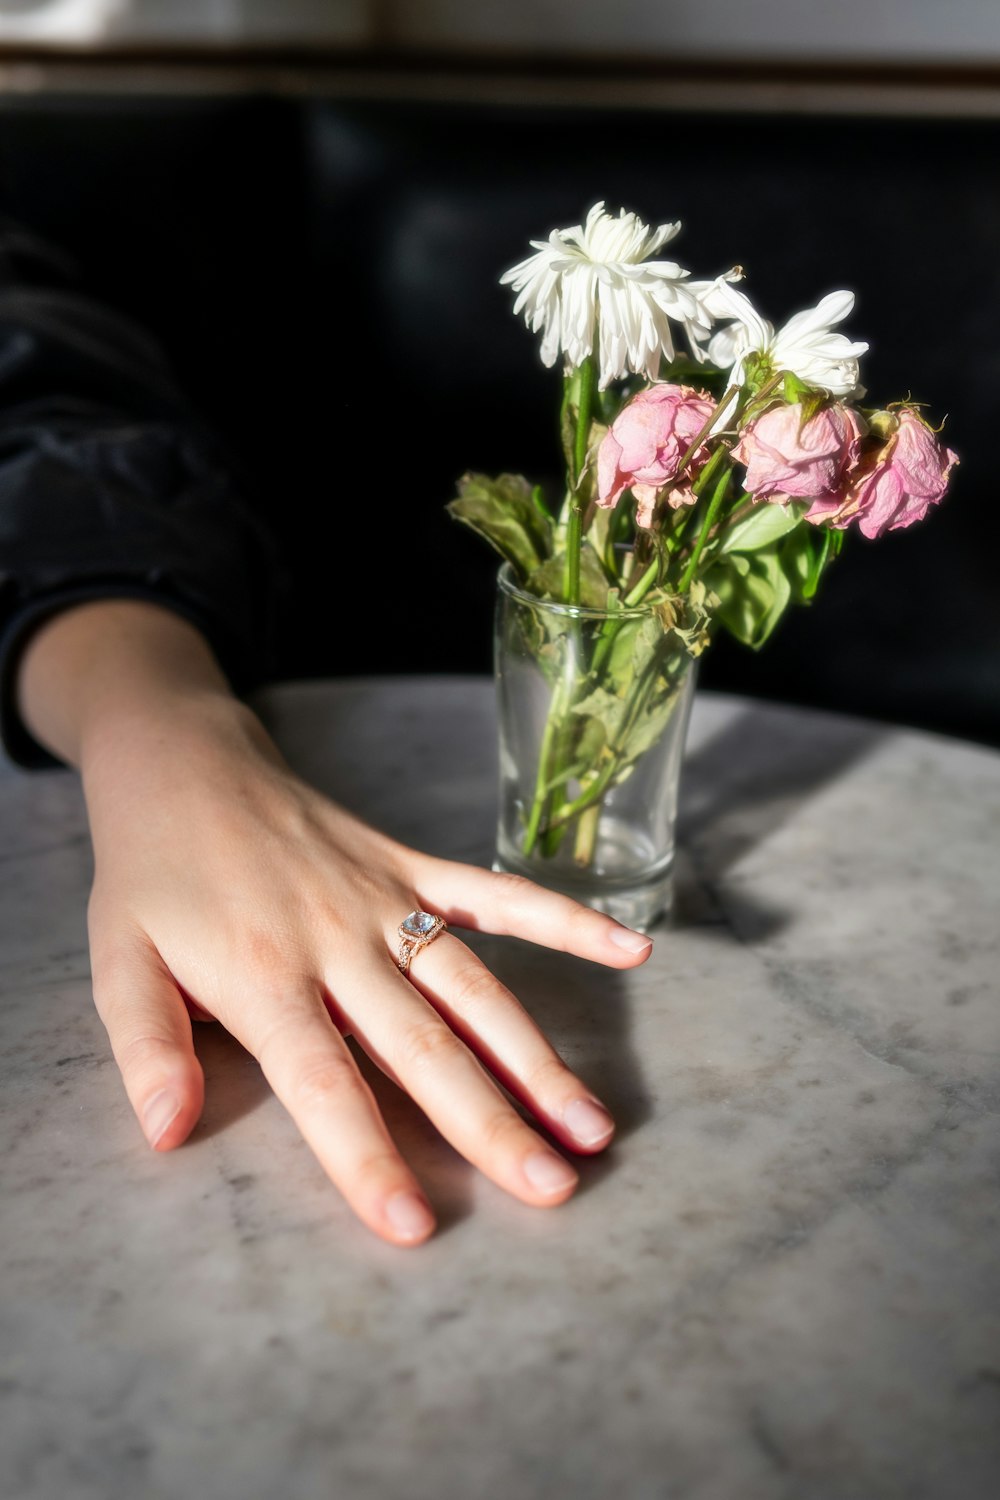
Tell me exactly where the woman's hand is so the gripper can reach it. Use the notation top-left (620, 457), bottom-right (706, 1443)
top-left (18, 602), bottom-right (653, 1246)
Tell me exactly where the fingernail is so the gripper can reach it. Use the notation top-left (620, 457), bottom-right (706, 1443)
top-left (142, 1089), bottom-right (180, 1148)
top-left (385, 1190), bottom-right (435, 1241)
top-left (608, 924), bottom-right (653, 954)
top-left (564, 1098), bottom-right (615, 1147)
top-left (523, 1151), bottom-right (578, 1196)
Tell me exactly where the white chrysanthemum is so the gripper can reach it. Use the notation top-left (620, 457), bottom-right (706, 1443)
top-left (704, 283), bottom-right (868, 398)
top-left (500, 202), bottom-right (714, 389)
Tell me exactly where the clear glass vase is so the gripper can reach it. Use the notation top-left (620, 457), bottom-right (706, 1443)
top-left (493, 563), bottom-right (696, 931)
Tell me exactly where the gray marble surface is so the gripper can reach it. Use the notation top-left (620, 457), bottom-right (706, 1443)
top-left (2, 678), bottom-right (999, 1500)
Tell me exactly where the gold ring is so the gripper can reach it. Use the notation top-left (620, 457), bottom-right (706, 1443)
top-left (397, 910), bottom-right (447, 975)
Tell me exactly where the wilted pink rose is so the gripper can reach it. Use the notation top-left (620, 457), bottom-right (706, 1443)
top-left (732, 401), bottom-right (866, 504)
top-left (597, 383), bottom-right (717, 528)
top-left (806, 408), bottom-right (958, 538)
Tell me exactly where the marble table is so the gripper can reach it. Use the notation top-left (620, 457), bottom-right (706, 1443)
top-left (2, 679), bottom-right (999, 1500)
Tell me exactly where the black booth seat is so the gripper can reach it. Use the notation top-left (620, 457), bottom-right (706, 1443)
top-left (1, 93), bottom-right (996, 746)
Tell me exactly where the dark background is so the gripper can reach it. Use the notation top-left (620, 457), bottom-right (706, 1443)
top-left (1, 91), bottom-right (996, 743)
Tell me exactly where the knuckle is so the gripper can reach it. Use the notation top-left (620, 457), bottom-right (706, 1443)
top-left (564, 895), bottom-right (596, 930)
top-left (350, 1147), bottom-right (405, 1184)
top-left (491, 871), bottom-right (536, 909)
top-left (524, 1050), bottom-right (572, 1098)
top-left (114, 1030), bottom-right (183, 1077)
top-left (87, 928), bottom-right (143, 991)
top-left (288, 1053), bottom-right (360, 1112)
top-left (396, 1019), bottom-right (466, 1076)
top-left (240, 974), bottom-right (323, 1044)
top-left (449, 963), bottom-right (510, 1019)
top-left (479, 1108), bottom-right (525, 1156)
top-left (253, 1009), bottom-right (319, 1074)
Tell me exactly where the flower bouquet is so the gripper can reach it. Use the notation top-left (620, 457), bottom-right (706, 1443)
top-left (447, 203), bottom-right (958, 927)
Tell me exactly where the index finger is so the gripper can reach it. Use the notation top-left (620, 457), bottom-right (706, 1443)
top-left (411, 860), bottom-right (655, 964)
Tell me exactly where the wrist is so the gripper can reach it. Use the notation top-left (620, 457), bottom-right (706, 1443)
top-left (17, 599), bottom-right (237, 768)
top-left (79, 679), bottom-right (255, 777)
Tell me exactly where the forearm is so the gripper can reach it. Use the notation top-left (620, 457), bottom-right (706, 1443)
top-left (16, 599), bottom-right (244, 771)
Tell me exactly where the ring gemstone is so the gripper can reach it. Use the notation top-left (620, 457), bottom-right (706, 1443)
top-left (396, 910), bottom-right (447, 975)
top-left (401, 911), bottom-right (439, 936)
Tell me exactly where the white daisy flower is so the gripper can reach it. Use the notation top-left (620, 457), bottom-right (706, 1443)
top-left (500, 202), bottom-right (714, 390)
top-left (705, 282), bottom-right (869, 398)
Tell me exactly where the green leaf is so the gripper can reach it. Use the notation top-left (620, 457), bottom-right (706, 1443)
top-left (447, 472), bottom-right (552, 581)
top-left (779, 522), bottom-right (825, 603)
top-left (572, 713), bottom-right (609, 773)
top-left (717, 501), bottom-right (804, 555)
top-left (662, 352), bottom-right (727, 384)
top-left (571, 686), bottom-right (629, 745)
top-left (530, 484), bottom-right (552, 523)
top-left (604, 616), bottom-right (644, 682)
top-left (588, 497), bottom-right (611, 560)
top-left (578, 420), bottom-right (608, 502)
top-left (669, 580), bottom-right (717, 659)
top-left (527, 543), bottom-right (610, 609)
top-left (782, 371), bottom-right (813, 404)
top-left (705, 547), bottom-right (792, 649)
top-left (615, 684), bottom-right (686, 771)
top-left (777, 517), bottom-right (850, 605)
top-left (595, 383), bottom-right (634, 427)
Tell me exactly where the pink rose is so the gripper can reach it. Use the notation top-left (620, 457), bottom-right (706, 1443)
top-left (732, 401), bottom-right (867, 504)
top-left (597, 383), bottom-right (717, 529)
top-left (806, 409), bottom-right (958, 538)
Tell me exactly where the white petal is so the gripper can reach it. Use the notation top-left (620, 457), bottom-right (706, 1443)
top-left (706, 325), bottom-right (743, 368)
top-left (776, 290), bottom-right (856, 344)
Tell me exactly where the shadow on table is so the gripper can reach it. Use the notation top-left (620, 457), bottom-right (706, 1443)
top-left (458, 933), bottom-right (643, 1208)
top-left (676, 702), bottom-right (888, 941)
top-left (191, 1025), bottom-right (272, 1140)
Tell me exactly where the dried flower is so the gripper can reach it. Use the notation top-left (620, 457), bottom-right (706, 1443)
top-left (806, 408), bottom-right (958, 537)
top-left (733, 402), bottom-right (867, 505)
top-left (597, 384), bottom-right (717, 527)
top-left (500, 202), bottom-right (712, 389)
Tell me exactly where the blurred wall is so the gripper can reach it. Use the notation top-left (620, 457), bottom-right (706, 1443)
top-left (2, 0), bottom-right (999, 60)
top-left (0, 1), bottom-right (369, 44)
top-left (385, 1), bottom-right (1000, 63)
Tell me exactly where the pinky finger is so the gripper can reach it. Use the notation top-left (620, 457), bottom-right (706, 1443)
top-left (90, 927), bottom-right (205, 1152)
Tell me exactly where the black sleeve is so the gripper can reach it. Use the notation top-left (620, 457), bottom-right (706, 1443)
top-left (0, 218), bottom-right (277, 769)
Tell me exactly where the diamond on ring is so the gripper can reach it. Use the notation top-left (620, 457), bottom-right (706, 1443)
top-left (397, 910), bottom-right (447, 974)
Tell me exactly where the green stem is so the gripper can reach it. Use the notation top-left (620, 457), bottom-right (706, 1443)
top-left (696, 491), bottom-right (755, 560)
top-left (564, 505), bottom-right (582, 605)
top-left (573, 803), bottom-right (601, 867)
top-left (677, 460), bottom-right (733, 594)
top-left (562, 355), bottom-right (598, 605)
top-left (623, 558), bottom-right (660, 609)
top-left (671, 383), bottom-right (741, 482)
top-left (573, 357), bottom-right (596, 483)
top-left (521, 661), bottom-right (573, 858)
